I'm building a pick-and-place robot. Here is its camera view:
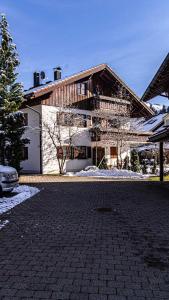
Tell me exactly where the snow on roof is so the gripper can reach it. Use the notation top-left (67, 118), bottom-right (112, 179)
top-left (147, 103), bottom-right (164, 112)
top-left (24, 63), bottom-right (154, 116)
top-left (136, 144), bottom-right (158, 152)
top-left (24, 64), bottom-right (106, 96)
top-left (141, 113), bottom-right (167, 132)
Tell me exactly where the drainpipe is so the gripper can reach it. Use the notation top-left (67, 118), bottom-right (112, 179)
top-left (25, 105), bottom-right (42, 174)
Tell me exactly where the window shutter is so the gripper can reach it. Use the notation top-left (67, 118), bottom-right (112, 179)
top-left (110, 147), bottom-right (118, 158)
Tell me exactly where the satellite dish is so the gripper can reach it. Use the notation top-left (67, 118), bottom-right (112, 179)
top-left (40, 71), bottom-right (45, 80)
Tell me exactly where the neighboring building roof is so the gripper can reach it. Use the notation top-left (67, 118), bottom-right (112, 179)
top-left (137, 144), bottom-right (158, 152)
top-left (24, 63), bottom-right (154, 116)
top-left (147, 103), bottom-right (168, 113)
top-left (149, 126), bottom-right (169, 142)
top-left (141, 113), bottom-right (167, 132)
top-left (142, 53), bottom-right (169, 102)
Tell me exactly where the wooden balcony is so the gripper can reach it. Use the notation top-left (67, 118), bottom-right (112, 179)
top-left (97, 95), bottom-right (130, 105)
top-left (90, 127), bottom-right (151, 144)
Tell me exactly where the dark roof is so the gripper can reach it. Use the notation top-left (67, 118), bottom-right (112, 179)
top-left (142, 53), bottom-right (169, 102)
top-left (24, 63), bottom-right (154, 116)
top-left (25, 63), bottom-right (141, 100)
top-left (149, 126), bottom-right (169, 142)
top-left (24, 64), bottom-right (107, 96)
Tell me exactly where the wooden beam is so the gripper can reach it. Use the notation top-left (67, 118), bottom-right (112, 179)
top-left (159, 141), bottom-right (164, 182)
top-left (97, 95), bottom-right (130, 105)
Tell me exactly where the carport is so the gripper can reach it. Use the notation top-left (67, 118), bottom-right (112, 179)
top-left (149, 127), bottom-right (169, 181)
top-left (141, 52), bottom-right (169, 181)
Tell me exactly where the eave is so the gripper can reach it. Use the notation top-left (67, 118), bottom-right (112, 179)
top-left (142, 53), bottom-right (169, 102)
top-left (149, 126), bottom-right (169, 142)
top-left (24, 63), bottom-right (154, 117)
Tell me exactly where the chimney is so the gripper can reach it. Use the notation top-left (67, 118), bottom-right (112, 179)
top-left (33, 72), bottom-right (40, 87)
top-left (54, 67), bottom-right (62, 81)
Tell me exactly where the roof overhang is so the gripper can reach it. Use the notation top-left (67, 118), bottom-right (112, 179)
top-left (149, 126), bottom-right (169, 142)
top-left (24, 63), bottom-right (154, 117)
top-left (142, 53), bottom-right (169, 102)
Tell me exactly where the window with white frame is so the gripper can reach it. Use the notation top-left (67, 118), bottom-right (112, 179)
top-left (77, 82), bottom-right (87, 95)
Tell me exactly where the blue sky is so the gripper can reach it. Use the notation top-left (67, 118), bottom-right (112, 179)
top-left (1, 0), bottom-right (169, 104)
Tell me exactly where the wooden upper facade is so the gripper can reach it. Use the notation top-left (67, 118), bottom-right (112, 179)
top-left (24, 64), bottom-right (154, 118)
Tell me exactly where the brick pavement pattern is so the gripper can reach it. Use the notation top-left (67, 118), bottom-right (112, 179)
top-left (0, 181), bottom-right (169, 299)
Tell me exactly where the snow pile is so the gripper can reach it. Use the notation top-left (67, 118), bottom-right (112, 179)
top-left (0, 164), bottom-right (17, 174)
top-left (0, 185), bottom-right (40, 215)
top-left (0, 219), bottom-right (9, 230)
top-left (75, 168), bottom-right (147, 179)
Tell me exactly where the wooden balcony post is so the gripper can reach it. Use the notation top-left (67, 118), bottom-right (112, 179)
top-left (159, 141), bottom-right (164, 182)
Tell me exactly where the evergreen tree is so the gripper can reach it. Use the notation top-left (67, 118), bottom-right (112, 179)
top-left (0, 14), bottom-right (28, 171)
top-left (130, 149), bottom-right (140, 173)
top-left (5, 112), bottom-right (29, 172)
top-left (123, 155), bottom-right (130, 170)
top-left (99, 157), bottom-right (108, 169)
top-left (142, 160), bottom-right (148, 174)
top-left (152, 156), bottom-right (157, 174)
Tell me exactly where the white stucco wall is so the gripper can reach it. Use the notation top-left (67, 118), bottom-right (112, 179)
top-left (20, 104), bottom-right (136, 174)
top-left (41, 105), bottom-right (92, 174)
top-left (21, 105), bottom-right (41, 173)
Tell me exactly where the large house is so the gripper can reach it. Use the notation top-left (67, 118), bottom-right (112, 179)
top-left (21, 64), bottom-right (153, 174)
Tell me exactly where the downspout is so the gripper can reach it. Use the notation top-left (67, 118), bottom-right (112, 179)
top-left (26, 105), bottom-right (42, 174)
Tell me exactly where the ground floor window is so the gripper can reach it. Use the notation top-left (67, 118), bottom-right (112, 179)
top-left (87, 147), bottom-right (91, 159)
top-left (57, 146), bottom-right (74, 159)
top-left (74, 146), bottom-right (86, 159)
top-left (57, 146), bottom-right (91, 160)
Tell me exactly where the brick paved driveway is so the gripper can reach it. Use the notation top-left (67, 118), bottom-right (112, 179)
top-left (0, 181), bottom-right (169, 300)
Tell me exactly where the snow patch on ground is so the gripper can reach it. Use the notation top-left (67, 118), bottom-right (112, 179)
top-left (73, 168), bottom-right (147, 179)
top-left (0, 185), bottom-right (40, 215)
top-left (0, 219), bottom-right (9, 230)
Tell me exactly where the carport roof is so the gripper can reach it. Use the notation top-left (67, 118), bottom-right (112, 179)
top-left (142, 53), bottom-right (169, 102)
top-left (149, 126), bottom-right (169, 142)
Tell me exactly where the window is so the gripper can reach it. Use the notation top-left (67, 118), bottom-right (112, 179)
top-left (22, 147), bottom-right (28, 160)
top-left (57, 146), bottom-right (91, 160)
top-left (74, 146), bottom-right (92, 159)
top-left (74, 146), bottom-right (86, 159)
top-left (77, 82), bottom-right (87, 95)
top-left (92, 117), bottom-right (101, 127)
top-left (56, 112), bottom-right (68, 126)
top-left (57, 146), bottom-right (74, 159)
top-left (87, 147), bottom-right (91, 158)
top-left (57, 112), bottom-right (89, 128)
top-left (64, 113), bottom-right (74, 126)
top-left (110, 147), bottom-right (118, 158)
top-left (146, 118), bottom-right (156, 125)
top-left (65, 146), bottom-right (74, 159)
top-left (74, 114), bottom-right (87, 127)
top-left (108, 119), bottom-right (120, 128)
top-left (23, 113), bottom-right (28, 126)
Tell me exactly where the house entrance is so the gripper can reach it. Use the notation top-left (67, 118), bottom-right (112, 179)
top-left (93, 147), bottom-right (105, 166)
